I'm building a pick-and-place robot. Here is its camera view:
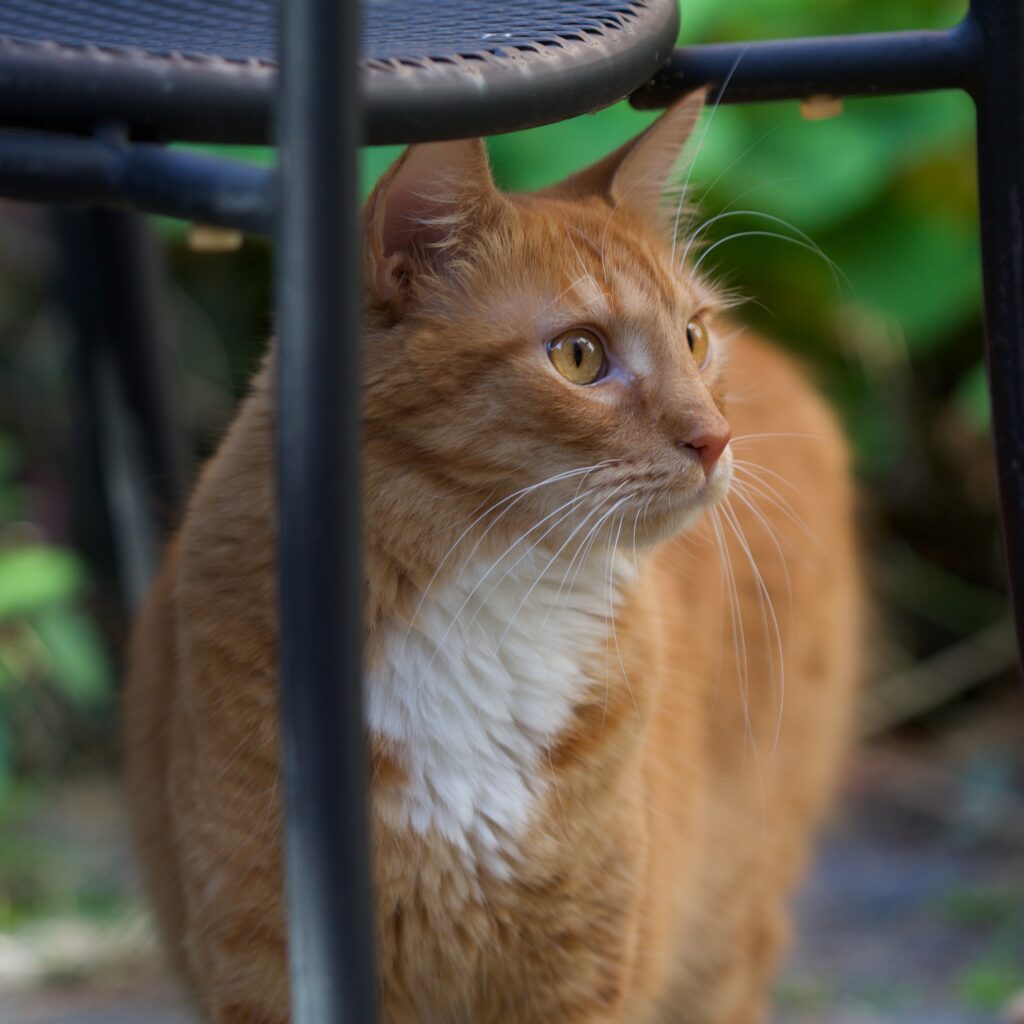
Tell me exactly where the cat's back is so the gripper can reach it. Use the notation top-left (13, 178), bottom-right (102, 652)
top-left (122, 545), bottom-right (192, 984)
top-left (648, 325), bottom-right (858, 710)
top-left (646, 325), bottom-right (860, 811)
top-left (633, 327), bottom-right (861, 1022)
top-left (123, 375), bottom-right (284, 1009)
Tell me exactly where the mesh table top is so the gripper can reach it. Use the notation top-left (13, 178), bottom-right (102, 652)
top-left (0, 0), bottom-right (679, 144)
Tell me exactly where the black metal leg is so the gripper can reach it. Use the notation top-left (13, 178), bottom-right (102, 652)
top-left (276, 0), bottom-right (378, 1021)
top-left (59, 207), bottom-right (183, 613)
top-left (971, 0), bottom-right (1024, 669)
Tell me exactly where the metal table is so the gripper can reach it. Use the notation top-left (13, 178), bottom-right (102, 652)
top-left (0, 1), bottom-right (1020, 1022)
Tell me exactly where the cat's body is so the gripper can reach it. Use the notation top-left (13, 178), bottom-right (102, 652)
top-left (125, 95), bottom-right (861, 1024)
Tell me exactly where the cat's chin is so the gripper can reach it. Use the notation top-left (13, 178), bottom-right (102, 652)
top-left (634, 452), bottom-right (733, 546)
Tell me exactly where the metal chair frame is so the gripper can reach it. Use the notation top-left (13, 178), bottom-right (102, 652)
top-left (1, 1), bottom-right (1021, 1021)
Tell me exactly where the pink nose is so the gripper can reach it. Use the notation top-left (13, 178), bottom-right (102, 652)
top-left (679, 428), bottom-right (730, 475)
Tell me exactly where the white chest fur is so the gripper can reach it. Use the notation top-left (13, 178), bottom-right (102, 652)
top-left (366, 547), bottom-right (633, 875)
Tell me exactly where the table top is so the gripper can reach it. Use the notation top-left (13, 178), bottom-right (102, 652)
top-left (0, 0), bottom-right (679, 144)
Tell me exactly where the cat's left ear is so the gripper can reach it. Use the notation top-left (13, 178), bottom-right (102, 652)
top-left (544, 90), bottom-right (705, 229)
top-left (364, 139), bottom-right (505, 310)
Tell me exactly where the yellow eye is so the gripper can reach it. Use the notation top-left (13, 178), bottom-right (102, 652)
top-left (547, 329), bottom-right (606, 385)
top-left (686, 316), bottom-right (710, 368)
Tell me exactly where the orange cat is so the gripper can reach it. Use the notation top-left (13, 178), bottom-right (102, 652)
top-left (124, 91), bottom-right (862, 1023)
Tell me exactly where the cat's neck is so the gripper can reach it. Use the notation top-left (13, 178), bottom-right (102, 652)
top-left (365, 544), bottom-right (635, 875)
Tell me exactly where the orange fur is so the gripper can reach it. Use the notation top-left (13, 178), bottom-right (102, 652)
top-left (124, 93), bottom-right (862, 1023)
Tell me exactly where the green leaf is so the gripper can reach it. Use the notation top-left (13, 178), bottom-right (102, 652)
top-left (850, 91), bottom-right (975, 165)
top-left (0, 716), bottom-right (10, 804)
top-left (876, 540), bottom-right (1006, 631)
top-left (0, 433), bottom-right (20, 482)
top-left (956, 961), bottom-right (1024, 1013)
top-left (30, 606), bottom-right (111, 706)
top-left (953, 359), bottom-right (991, 432)
top-left (700, 90), bottom-right (974, 239)
top-left (0, 547), bottom-right (84, 619)
top-left (943, 883), bottom-right (1024, 927)
top-left (825, 201), bottom-right (980, 350)
top-left (706, 105), bottom-right (890, 234)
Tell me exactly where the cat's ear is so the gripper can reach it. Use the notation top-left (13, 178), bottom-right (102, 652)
top-left (543, 90), bottom-right (705, 227)
top-left (365, 139), bottom-right (503, 309)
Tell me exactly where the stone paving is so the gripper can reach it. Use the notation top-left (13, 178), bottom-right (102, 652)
top-left (5, 736), bottom-right (1022, 1024)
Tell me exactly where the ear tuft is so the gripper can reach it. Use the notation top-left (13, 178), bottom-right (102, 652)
top-left (365, 139), bottom-right (500, 309)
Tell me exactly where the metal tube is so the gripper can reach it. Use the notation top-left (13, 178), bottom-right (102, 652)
top-left (970, 0), bottom-right (1024, 671)
top-left (631, 22), bottom-right (978, 109)
top-left (0, 131), bottom-right (274, 234)
top-left (276, 1), bottom-right (377, 1024)
top-left (58, 208), bottom-right (183, 612)
top-left (0, 42), bottom-right (273, 145)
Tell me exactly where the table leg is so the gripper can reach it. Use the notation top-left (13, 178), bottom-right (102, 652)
top-left (59, 207), bottom-right (182, 613)
top-left (972, 0), bottom-right (1024, 672)
top-left (276, 0), bottom-right (378, 1021)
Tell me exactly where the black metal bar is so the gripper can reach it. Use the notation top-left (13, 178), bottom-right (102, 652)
top-left (0, 1), bottom-right (678, 148)
top-left (58, 207), bottom-right (183, 612)
top-left (276, 0), bottom-right (377, 1022)
top-left (0, 40), bottom-right (273, 145)
top-left (630, 21), bottom-right (979, 109)
top-left (971, 0), bottom-right (1024, 670)
top-left (0, 130), bottom-right (274, 234)
top-left (90, 209), bottom-right (185, 527)
top-left (366, 0), bottom-right (678, 144)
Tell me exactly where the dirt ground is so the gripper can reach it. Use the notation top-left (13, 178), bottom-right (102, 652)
top-left (3, 691), bottom-right (1023, 1024)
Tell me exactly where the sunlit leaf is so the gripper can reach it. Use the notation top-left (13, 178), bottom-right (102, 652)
top-left (30, 607), bottom-right (112, 706)
top-left (953, 359), bottom-right (991, 431)
top-left (825, 201), bottom-right (980, 350)
top-left (0, 548), bottom-right (84, 620)
top-left (0, 434), bottom-right (20, 482)
top-left (0, 717), bottom-right (9, 802)
top-left (956, 962), bottom-right (1024, 1013)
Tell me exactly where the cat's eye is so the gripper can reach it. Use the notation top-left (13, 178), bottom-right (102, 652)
top-left (547, 329), bottom-right (607, 385)
top-left (686, 316), bottom-right (710, 368)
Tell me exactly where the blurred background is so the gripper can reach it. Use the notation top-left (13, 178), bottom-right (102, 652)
top-left (3, 0), bottom-right (1023, 1021)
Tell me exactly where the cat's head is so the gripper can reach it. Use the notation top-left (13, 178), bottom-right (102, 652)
top-left (362, 92), bottom-right (732, 573)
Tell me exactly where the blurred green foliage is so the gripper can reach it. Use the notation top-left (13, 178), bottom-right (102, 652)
top-left (956, 961), bottom-right (1024, 1013)
top-left (0, 433), bottom-right (112, 802)
top-left (0, 0), bottom-right (1004, 811)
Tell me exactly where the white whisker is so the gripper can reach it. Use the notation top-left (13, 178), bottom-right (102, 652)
top-left (669, 47), bottom-right (750, 266)
top-left (543, 486), bottom-right (629, 625)
top-left (608, 510), bottom-right (640, 719)
top-left (494, 492), bottom-right (635, 660)
top-left (402, 461), bottom-right (614, 648)
top-left (563, 492), bottom-right (631, 611)
top-left (731, 467), bottom-right (824, 557)
top-left (415, 486), bottom-right (598, 684)
top-left (692, 126), bottom-right (785, 210)
top-left (682, 209), bottom-right (846, 294)
top-left (463, 487), bottom-right (602, 636)
top-left (730, 431), bottom-right (826, 445)
top-left (692, 230), bottom-right (848, 291)
top-left (721, 500), bottom-right (786, 758)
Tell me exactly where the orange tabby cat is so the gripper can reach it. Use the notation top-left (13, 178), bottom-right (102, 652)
top-left (124, 91), bottom-right (861, 1023)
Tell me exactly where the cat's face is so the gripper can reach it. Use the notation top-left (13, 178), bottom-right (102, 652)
top-left (363, 92), bottom-right (732, 566)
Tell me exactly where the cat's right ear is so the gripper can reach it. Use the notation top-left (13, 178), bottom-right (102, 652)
top-left (364, 139), bottom-right (503, 312)
top-left (540, 90), bottom-right (705, 232)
